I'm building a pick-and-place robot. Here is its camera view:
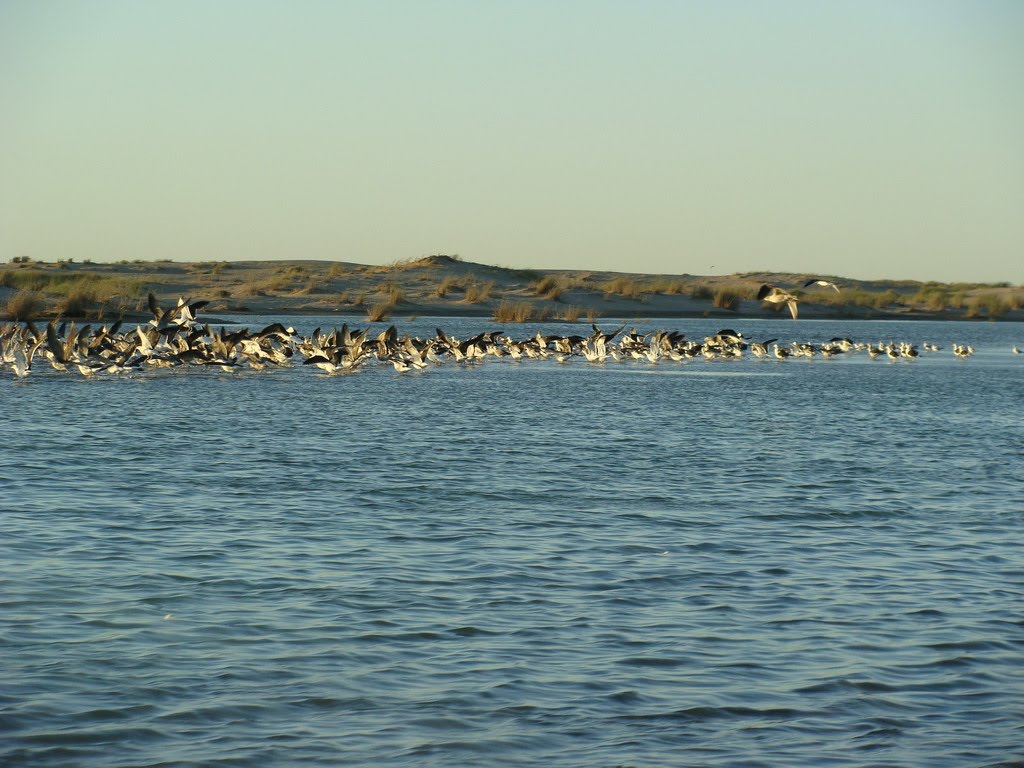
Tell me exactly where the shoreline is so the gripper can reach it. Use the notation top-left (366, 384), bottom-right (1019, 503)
top-left (2, 256), bottom-right (1022, 323)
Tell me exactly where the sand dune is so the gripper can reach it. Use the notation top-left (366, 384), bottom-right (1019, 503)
top-left (2, 255), bottom-right (1021, 322)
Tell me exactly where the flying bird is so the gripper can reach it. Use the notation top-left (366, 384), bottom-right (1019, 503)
top-left (757, 284), bottom-right (799, 319)
top-left (803, 278), bottom-right (841, 293)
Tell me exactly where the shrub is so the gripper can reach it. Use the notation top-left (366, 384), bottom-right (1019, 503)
top-left (0, 270), bottom-right (143, 300)
top-left (464, 281), bottom-right (494, 303)
top-left (689, 283), bottom-right (713, 301)
top-left (912, 287), bottom-right (949, 311)
top-left (664, 280), bottom-right (687, 295)
top-left (293, 280), bottom-right (322, 295)
top-left (712, 288), bottom-right (742, 311)
top-left (378, 281), bottom-right (405, 304)
top-left (559, 305), bottom-right (582, 322)
top-left (533, 275), bottom-right (562, 300)
top-left (366, 302), bottom-right (394, 321)
top-left (967, 294), bottom-right (1009, 319)
top-left (492, 300), bottom-right (534, 322)
top-left (4, 290), bottom-right (44, 320)
top-left (56, 287), bottom-right (98, 317)
top-left (603, 277), bottom-right (642, 299)
top-left (433, 275), bottom-right (461, 297)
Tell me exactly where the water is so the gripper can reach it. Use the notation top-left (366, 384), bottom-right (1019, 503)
top-left (2, 317), bottom-right (1023, 767)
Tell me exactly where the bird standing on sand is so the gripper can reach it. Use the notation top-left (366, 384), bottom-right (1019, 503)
top-left (757, 284), bottom-right (800, 319)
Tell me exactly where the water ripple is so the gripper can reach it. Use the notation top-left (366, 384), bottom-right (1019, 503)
top-left (2, 317), bottom-right (1022, 767)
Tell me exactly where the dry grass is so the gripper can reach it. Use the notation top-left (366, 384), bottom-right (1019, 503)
top-left (237, 281), bottom-right (267, 297)
top-left (603, 277), bottom-right (642, 300)
top-left (0, 269), bottom-right (143, 299)
top-left (837, 289), bottom-right (903, 309)
top-left (186, 261), bottom-right (229, 275)
top-left (912, 286), bottom-right (950, 311)
top-left (238, 276), bottom-right (291, 296)
top-left (664, 280), bottom-right (689, 295)
top-left (464, 281), bottom-right (494, 304)
top-left (378, 281), bottom-right (405, 305)
top-left (366, 302), bottom-right (394, 321)
top-left (965, 294), bottom-right (1010, 319)
top-left (689, 283), bottom-right (713, 301)
top-left (433, 275), bottom-right (461, 298)
top-left (558, 305), bottom-right (582, 322)
top-left (645, 278), bottom-right (688, 295)
top-left (291, 279), bottom-right (324, 296)
top-left (4, 290), bottom-right (45, 321)
top-left (533, 276), bottom-right (563, 301)
top-left (492, 300), bottom-right (535, 322)
top-left (55, 286), bottom-right (98, 317)
top-left (712, 288), bottom-right (743, 311)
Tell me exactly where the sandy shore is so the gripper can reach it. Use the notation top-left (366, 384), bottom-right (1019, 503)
top-left (2, 255), bottom-right (1021, 322)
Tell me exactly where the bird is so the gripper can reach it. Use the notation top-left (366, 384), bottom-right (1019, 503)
top-left (750, 338), bottom-right (777, 358)
top-left (803, 278), bottom-right (841, 293)
top-left (757, 284), bottom-right (799, 319)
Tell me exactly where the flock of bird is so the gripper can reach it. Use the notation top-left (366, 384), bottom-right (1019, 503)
top-left (1, 292), bottom-right (1018, 379)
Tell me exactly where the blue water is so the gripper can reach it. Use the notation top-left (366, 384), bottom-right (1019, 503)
top-left (3, 317), bottom-right (1023, 767)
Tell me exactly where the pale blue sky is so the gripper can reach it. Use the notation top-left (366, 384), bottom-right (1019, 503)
top-left (2, 1), bottom-right (1022, 282)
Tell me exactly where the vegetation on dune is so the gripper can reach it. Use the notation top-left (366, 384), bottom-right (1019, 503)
top-left (238, 276), bottom-right (292, 296)
top-left (365, 302), bottom-right (394, 322)
top-left (378, 281), bottom-right (405, 305)
top-left (688, 283), bottom-right (713, 301)
top-left (603, 276), bottom-right (643, 300)
top-left (965, 294), bottom-right (1010, 319)
top-left (533, 276), bottom-right (563, 301)
top-left (55, 287), bottom-right (99, 317)
top-left (659, 279), bottom-right (689, 295)
top-left (0, 269), bottom-right (143, 298)
top-left (712, 288), bottom-right (743, 311)
top-left (3, 258), bottom-right (1019, 320)
top-left (492, 300), bottom-right (536, 323)
top-left (292, 279), bottom-right (324, 296)
top-left (912, 286), bottom-right (953, 311)
top-left (433, 275), bottom-right (461, 297)
top-left (186, 261), bottom-right (229, 275)
top-left (3, 290), bottom-right (45, 321)
top-left (812, 288), bottom-right (902, 310)
top-left (464, 280), bottom-right (494, 304)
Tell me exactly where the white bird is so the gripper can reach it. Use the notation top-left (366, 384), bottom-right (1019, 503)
top-left (803, 278), bottom-right (841, 293)
top-left (757, 284), bottom-right (799, 319)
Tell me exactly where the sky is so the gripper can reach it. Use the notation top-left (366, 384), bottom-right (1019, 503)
top-left (1, 1), bottom-right (1022, 283)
